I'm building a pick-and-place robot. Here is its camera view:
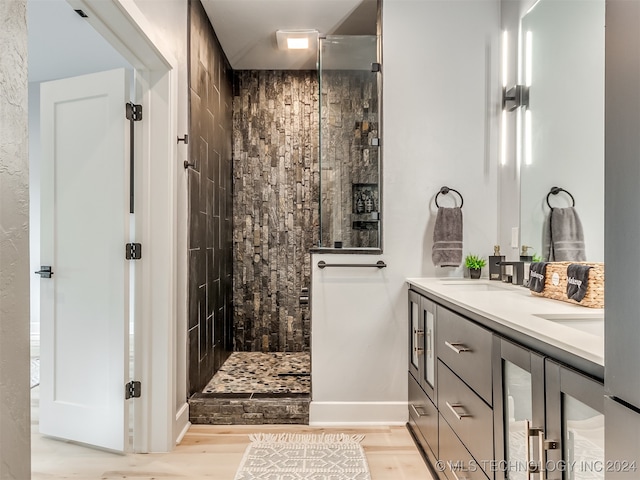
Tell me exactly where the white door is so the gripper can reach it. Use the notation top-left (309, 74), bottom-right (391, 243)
top-left (39, 68), bottom-right (132, 452)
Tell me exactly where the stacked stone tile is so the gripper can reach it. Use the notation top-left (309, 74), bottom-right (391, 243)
top-left (232, 71), bottom-right (319, 352)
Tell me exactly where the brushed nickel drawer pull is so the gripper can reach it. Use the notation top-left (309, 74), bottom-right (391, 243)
top-left (410, 404), bottom-right (428, 418)
top-left (446, 401), bottom-right (472, 420)
top-left (426, 330), bottom-right (433, 357)
top-left (445, 341), bottom-right (472, 354)
top-left (414, 329), bottom-right (424, 336)
top-left (414, 346), bottom-right (424, 355)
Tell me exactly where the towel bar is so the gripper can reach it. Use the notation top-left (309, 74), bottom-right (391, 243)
top-left (317, 260), bottom-right (387, 269)
top-left (435, 186), bottom-right (464, 208)
top-left (546, 186), bottom-right (575, 208)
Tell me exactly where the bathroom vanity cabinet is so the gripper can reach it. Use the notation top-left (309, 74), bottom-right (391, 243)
top-left (407, 283), bottom-right (604, 480)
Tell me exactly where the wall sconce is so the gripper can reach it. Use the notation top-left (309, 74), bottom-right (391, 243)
top-left (502, 85), bottom-right (529, 111)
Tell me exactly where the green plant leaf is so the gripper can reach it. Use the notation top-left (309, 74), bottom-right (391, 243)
top-left (464, 254), bottom-right (487, 269)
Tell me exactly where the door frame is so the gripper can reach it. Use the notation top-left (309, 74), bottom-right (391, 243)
top-left (65, 0), bottom-right (185, 452)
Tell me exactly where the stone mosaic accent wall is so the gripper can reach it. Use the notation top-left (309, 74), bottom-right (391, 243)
top-left (232, 71), bottom-right (320, 352)
top-left (0, 0), bottom-right (31, 476)
top-left (187, 0), bottom-right (234, 395)
top-left (189, 395), bottom-right (309, 425)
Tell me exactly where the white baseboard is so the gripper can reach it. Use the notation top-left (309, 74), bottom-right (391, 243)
top-left (174, 402), bottom-right (190, 445)
top-left (309, 401), bottom-right (408, 426)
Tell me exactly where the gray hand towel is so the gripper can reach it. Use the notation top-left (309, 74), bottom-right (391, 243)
top-left (543, 207), bottom-right (586, 261)
top-left (566, 264), bottom-right (592, 302)
top-left (432, 207), bottom-right (463, 267)
top-left (528, 262), bottom-right (548, 293)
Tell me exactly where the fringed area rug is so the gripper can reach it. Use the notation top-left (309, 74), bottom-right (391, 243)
top-left (234, 433), bottom-right (372, 480)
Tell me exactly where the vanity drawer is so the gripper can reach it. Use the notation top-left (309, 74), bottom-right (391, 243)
top-left (408, 372), bottom-right (438, 458)
top-left (438, 361), bottom-right (494, 476)
top-left (439, 413), bottom-right (490, 480)
top-left (437, 306), bottom-right (493, 404)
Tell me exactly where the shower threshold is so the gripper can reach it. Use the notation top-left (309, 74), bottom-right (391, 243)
top-left (189, 352), bottom-right (310, 425)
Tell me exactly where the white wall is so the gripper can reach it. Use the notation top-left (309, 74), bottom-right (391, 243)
top-left (0, 0), bottom-right (31, 477)
top-left (29, 83), bottom-right (41, 337)
top-left (311, 0), bottom-right (501, 424)
top-left (130, 0), bottom-right (190, 442)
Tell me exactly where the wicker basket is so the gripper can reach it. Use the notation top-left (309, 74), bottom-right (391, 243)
top-left (530, 262), bottom-right (604, 308)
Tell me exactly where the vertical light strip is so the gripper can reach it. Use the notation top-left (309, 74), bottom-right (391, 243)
top-left (502, 30), bottom-right (508, 88)
top-left (524, 110), bottom-right (532, 165)
top-left (525, 31), bottom-right (533, 87)
top-left (516, 108), bottom-right (522, 167)
top-left (501, 110), bottom-right (508, 166)
top-left (524, 31), bottom-right (533, 165)
top-left (500, 30), bottom-right (508, 166)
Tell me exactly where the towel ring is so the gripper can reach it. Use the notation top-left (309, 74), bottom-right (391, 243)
top-left (435, 186), bottom-right (464, 208)
top-left (546, 186), bottom-right (575, 209)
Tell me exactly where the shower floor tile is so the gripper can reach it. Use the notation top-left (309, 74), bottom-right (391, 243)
top-left (202, 352), bottom-right (310, 394)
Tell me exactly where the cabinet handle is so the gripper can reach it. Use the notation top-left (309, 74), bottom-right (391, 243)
top-left (528, 423), bottom-right (558, 480)
top-left (445, 401), bottom-right (472, 420)
top-left (525, 420), bottom-right (536, 475)
top-left (414, 329), bottom-right (424, 336)
top-left (410, 404), bottom-right (428, 418)
top-left (445, 341), bottom-right (472, 354)
top-left (526, 420), bottom-right (553, 477)
top-left (414, 346), bottom-right (424, 356)
top-left (426, 330), bottom-right (433, 358)
top-left (538, 426), bottom-right (546, 480)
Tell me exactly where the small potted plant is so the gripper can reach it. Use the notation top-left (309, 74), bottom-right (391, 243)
top-left (465, 254), bottom-right (487, 279)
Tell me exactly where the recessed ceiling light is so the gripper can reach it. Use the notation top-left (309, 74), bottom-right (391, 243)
top-left (287, 37), bottom-right (309, 50)
top-left (276, 30), bottom-right (318, 51)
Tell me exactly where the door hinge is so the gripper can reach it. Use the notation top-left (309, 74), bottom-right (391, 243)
top-left (126, 102), bottom-right (143, 122)
top-left (126, 243), bottom-right (142, 260)
top-left (371, 62), bottom-right (382, 73)
top-left (125, 381), bottom-right (141, 399)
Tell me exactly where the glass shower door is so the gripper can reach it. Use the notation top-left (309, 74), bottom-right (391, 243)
top-left (318, 35), bottom-right (381, 249)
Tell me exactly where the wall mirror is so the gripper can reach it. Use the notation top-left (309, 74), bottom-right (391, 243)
top-left (519, 0), bottom-right (605, 261)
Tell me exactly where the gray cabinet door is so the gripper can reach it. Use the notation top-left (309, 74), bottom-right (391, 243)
top-left (494, 339), bottom-right (605, 480)
top-left (493, 337), bottom-right (545, 480)
top-left (409, 290), bottom-right (423, 383)
top-left (409, 290), bottom-right (436, 401)
top-left (422, 296), bottom-right (436, 400)
top-left (605, 397), bottom-right (640, 479)
top-left (545, 360), bottom-right (604, 480)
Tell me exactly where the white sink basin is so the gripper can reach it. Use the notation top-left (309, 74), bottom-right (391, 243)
top-left (438, 281), bottom-right (508, 292)
top-left (534, 313), bottom-right (604, 336)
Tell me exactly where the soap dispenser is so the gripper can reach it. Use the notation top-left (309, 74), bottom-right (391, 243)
top-left (489, 245), bottom-right (505, 281)
top-left (520, 245), bottom-right (533, 262)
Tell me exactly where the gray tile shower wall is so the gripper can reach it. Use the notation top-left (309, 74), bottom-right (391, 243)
top-left (232, 71), bottom-right (320, 353)
top-left (188, 0), bottom-right (234, 395)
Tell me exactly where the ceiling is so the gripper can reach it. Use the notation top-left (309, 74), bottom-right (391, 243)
top-left (200, 0), bottom-right (378, 70)
top-left (28, 0), bottom-right (132, 84)
top-left (27, 0), bottom-right (377, 84)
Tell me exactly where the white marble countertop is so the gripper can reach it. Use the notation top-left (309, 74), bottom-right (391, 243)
top-left (407, 277), bottom-right (604, 368)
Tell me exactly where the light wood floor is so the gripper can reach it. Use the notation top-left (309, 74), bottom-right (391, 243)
top-left (31, 389), bottom-right (433, 479)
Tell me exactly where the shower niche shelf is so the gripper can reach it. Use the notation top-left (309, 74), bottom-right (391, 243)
top-left (352, 183), bottom-right (379, 230)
